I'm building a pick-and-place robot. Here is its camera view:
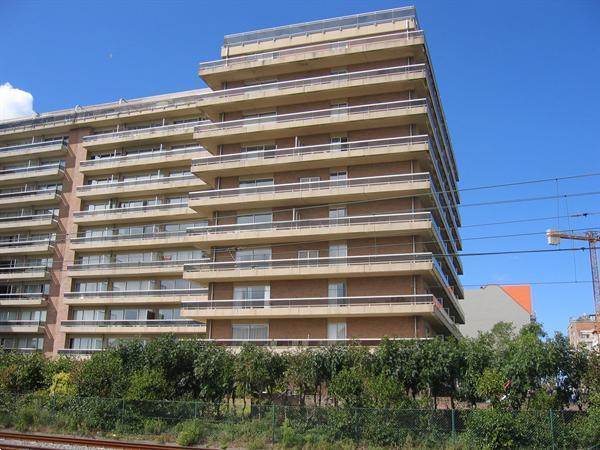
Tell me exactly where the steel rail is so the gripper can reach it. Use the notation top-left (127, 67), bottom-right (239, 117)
top-left (0, 431), bottom-right (216, 449)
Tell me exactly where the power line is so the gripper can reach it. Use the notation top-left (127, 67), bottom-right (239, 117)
top-left (16, 244), bottom-right (594, 271)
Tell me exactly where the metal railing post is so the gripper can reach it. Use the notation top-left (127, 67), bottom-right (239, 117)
top-left (549, 410), bottom-right (555, 450)
top-left (271, 404), bottom-right (276, 444)
top-left (451, 408), bottom-right (456, 438)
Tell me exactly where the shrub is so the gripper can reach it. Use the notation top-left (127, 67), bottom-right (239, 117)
top-left (143, 418), bottom-right (165, 435)
top-left (464, 409), bottom-right (521, 449)
top-left (176, 419), bottom-right (204, 446)
top-left (125, 369), bottom-right (172, 401)
top-left (15, 406), bottom-right (36, 431)
top-left (49, 372), bottom-right (76, 396)
top-left (280, 418), bottom-right (304, 449)
top-left (76, 352), bottom-right (127, 398)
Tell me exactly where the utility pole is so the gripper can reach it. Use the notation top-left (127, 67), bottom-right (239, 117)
top-left (547, 230), bottom-right (600, 337)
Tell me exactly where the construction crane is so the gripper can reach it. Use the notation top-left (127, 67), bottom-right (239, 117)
top-left (547, 230), bottom-right (600, 334)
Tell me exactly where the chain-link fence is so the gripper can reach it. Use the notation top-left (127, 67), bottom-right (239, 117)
top-left (0, 393), bottom-right (593, 448)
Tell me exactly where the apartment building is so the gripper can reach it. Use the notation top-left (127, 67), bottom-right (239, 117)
top-left (459, 285), bottom-right (533, 338)
top-left (0, 6), bottom-right (463, 354)
top-left (568, 315), bottom-right (599, 350)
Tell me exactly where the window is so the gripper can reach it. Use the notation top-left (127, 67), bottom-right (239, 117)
top-left (329, 206), bottom-right (347, 220)
top-left (85, 201), bottom-right (110, 212)
top-left (330, 135), bottom-right (349, 151)
top-left (329, 243), bottom-right (348, 266)
top-left (233, 285), bottom-right (270, 308)
top-left (158, 308), bottom-right (181, 320)
top-left (242, 111), bottom-right (276, 121)
top-left (239, 178), bottom-right (274, 189)
top-left (72, 309), bottom-right (104, 321)
top-left (232, 324), bottom-right (269, 341)
top-left (330, 170), bottom-right (348, 186)
top-left (236, 212), bottom-right (273, 226)
top-left (74, 280), bottom-right (108, 293)
top-left (236, 248), bottom-right (271, 268)
top-left (298, 250), bottom-right (319, 259)
top-left (329, 243), bottom-right (348, 261)
top-left (240, 143), bottom-right (276, 159)
top-left (78, 254), bottom-right (111, 265)
top-left (159, 279), bottom-right (200, 290)
top-left (70, 337), bottom-right (103, 350)
top-left (330, 101), bottom-right (348, 116)
top-left (327, 320), bottom-right (347, 341)
top-left (299, 176), bottom-right (320, 189)
top-left (328, 281), bottom-right (347, 306)
top-left (298, 249), bottom-right (319, 267)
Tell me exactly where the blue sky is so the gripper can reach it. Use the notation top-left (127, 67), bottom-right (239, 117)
top-left (1, 0), bottom-right (599, 335)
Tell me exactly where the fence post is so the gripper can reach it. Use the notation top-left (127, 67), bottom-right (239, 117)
top-left (194, 401), bottom-right (197, 419)
top-left (271, 404), bottom-right (276, 445)
top-left (451, 409), bottom-right (456, 438)
top-left (121, 399), bottom-right (126, 426)
top-left (549, 410), bottom-right (555, 450)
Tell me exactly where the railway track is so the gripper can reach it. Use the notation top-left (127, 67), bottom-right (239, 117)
top-left (0, 431), bottom-right (216, 450)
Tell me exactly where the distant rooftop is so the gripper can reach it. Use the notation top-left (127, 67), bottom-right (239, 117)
top-left (223, 6), bottom-right (417, 47)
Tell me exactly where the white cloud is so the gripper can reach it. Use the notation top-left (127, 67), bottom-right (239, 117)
top-left (0, 83), bottom-right (34, 120)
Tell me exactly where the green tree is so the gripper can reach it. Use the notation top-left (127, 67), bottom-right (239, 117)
top-left (0, 352), bottom-right (46, 394)
top-left (193, 342), bottom-right (234, 405)
top-left (234, 344), bottom-right (283, 409)
top-left (476, 367), bottom-right (506, 408)
top-left (501, 324), bottom-right (551, 409)
top-left (457, 336), bottom-right (493, 406)
top-left (284, 350), bottom-right (318, 405)
top-left (328, 368), bottom-right (365, 407)
top-left (76, 351), bottom-right (127, 398)
top-left (125, 368), bottom-right (173, 401)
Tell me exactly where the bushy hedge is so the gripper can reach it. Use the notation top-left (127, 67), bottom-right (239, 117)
top-left (1, 321), bottom-right (600, 448)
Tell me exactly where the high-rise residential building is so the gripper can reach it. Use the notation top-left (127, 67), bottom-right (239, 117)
top-left (0, 6), bottom-right (463, 355)
top-left (568, 315), bottom-right (599, 350)
top-left (459, 285), bottom-right (533, 338)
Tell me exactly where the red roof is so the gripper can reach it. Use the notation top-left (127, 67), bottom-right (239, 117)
top-left (499, 285), bottom-right (533, 314)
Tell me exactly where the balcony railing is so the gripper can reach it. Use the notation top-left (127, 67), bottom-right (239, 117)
top-left (64, 289), bottom-right (207, 299)
top-left (0, 238), bottom-right (54, 249)
top-left (83, 121), bottom-right (206, 144)
top-left (0, 266), bottom-right (49, 275)
top-left (1, 347), bottom-right (40, 353)
top-left (71, 230), bottom-right (187, 244)
top-left (61, 319), bottom-right (203, 328)
top-left (77, 174), bottom-right (197, 192)
top-left (74, 202), bottom-right (188, 218)
top-left (58, 348), bottom-right (102, 355)
top-left (0, 138), bottom-right (67, 154)
top-left (190, 172), bottom-right (429, 200)
top-left (0, 162), bottom-right (64, 176)
top-left (0, 213), bottom-right (57, 224)
top-left (0, 186), bottom-right (61, 200)
top-left (188, 212), bottom-right (432, 235)
top-left (182, 293), bottom-right (442, 311)
top-left (0, 93), bottom-right (205, 133)
top-left (201, 64), bottom-right (427, 101)
top-left (208, 337), bottom-right (428, 347)
top-left (223, 6), bottom-right (416, 46)
top-left (0, 320), bottom-right (44, 327)
top-left (68, 258), bottom-right (207, 272)
top-left (200, 30), bottom-right (424, 71)
top-left (192, 135), bottom-right (429, 167)
top-left (185, 252), bottom-right (435, 273)
top-left (80, 146), bottom-right (203, 168)
top-left (0, 293), bottom-right (46, 301)
top-left (194, 98), bottom-right (427, 133)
